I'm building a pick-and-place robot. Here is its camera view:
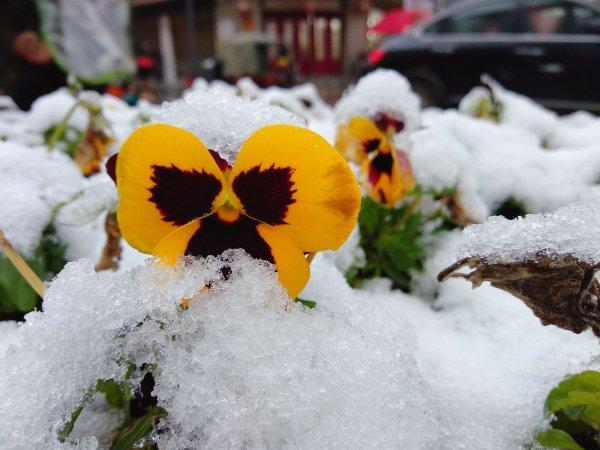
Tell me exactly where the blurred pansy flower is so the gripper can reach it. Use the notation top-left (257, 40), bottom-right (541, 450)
top-left (335, 116), bottom-right (415, 207)
top-left (76, 126), bottom-right (113, 175)
top-left (112, 123), bottom-right (361, 298)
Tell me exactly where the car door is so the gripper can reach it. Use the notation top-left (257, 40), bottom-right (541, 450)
top-left (511, 0), bottom-right (600, 110)
top-left (418, 1), bottom-right (522, 102)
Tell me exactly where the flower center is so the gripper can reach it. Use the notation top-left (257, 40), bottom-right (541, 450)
top-left (216, 202), bottom-right (241, 222)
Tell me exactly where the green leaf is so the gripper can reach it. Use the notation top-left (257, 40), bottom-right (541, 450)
top-left (0, 255), bottom-right (40, 314)
top-left (545, 371), bottom-right (600, 427)
top-left (493, 196), bottom-right (527, 220)
top-left (111, 406), bottom-right (166, 450)
top-left (351, 195), bottom-right (426, 292)
top-left (357, 196), bottom-right (384, 238)
top-left (295, 298), bottom-right (317, 309)
top-left (536, 429), bottom-right (584, 450)
top-left (0, 225), bottom-right (67, 317)
top-left (96, 379), bottom-right (130, 410)
top-left (58, 403), bottom-right (85, 443)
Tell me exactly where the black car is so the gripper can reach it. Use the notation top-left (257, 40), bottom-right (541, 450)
top-left (367, 0), bottom-right (600, 111)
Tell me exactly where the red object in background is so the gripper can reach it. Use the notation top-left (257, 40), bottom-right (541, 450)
top-left (369, 8), bottom-right (428, 35)
top-left (368, 47), bottom-right (386, 64)
top-left (105, 84), bottom-right (125, 98)
top-left (136, 55), bottom-right (156, 70)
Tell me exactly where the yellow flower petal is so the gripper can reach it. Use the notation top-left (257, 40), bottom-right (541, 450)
top-left (153, 214), bottom-right (309, 299)
top-left (335, 116), bottom-right (390, 165)
top-left (116, 124), bottom-right (227, 253)
top-left (153, 219), bottom-right (201, 265)
top-left (256, 223), bottom-right (310, 300)
top-left (229, 124), bottom-right (361, 252)
top-left (362, 148), bottom-right (415, 206)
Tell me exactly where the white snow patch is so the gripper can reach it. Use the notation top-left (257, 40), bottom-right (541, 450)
top-left (459, 202), bottom-right (600, 264)
top-left (154, 87), bottom-right (305, 164)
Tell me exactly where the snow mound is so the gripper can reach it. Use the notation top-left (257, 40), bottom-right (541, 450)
top-left (409, 127), bottom-right (470, 192)
top-left (0, 252), bottom-right (443, 448)
top-left (55, 176), bottom-right (117, 227)
top-left (0, 142), bottom-right (83, 256)
top-left (26, 88), bottom-right (89, 133)
top-left (483, 77), bottom-right (560, 141)
top-left (420, 109), bottom-right (600, 214)
top-left (335, 69), bottom-right (421, 131)
top-left (155, 88), bottom-right (305, 164)
top-left (459, 202), bottom-right (600, 264)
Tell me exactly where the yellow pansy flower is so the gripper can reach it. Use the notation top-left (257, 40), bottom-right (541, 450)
top-left (362, 145), bottom-right (415, 207)
top-left (113, 123), bottom-right (361, 299)
top-left (335, 116), bottom-right (415, 207)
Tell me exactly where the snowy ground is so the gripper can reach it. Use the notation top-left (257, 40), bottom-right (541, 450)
top-left (0, 73), bottom-right (599, 448)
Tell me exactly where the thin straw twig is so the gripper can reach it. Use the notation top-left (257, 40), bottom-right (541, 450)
top-left (0, 229), bottom-right (46, 297)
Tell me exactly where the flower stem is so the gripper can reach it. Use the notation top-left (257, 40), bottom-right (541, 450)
top-left (306, 252), bottom-right (317, 265)
top-left (395, 192), bottom-right (423, 229)
top-left (0, 229), bottom-right (45, 297)
top-left (47, 101), bottom-right (81, 151)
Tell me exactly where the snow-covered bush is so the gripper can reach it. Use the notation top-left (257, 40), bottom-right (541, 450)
top-left (2, 70), bottom-right (600, 449)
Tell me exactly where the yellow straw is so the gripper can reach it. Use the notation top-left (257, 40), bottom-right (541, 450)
top-left (0, 229), bottom-right (46, 297)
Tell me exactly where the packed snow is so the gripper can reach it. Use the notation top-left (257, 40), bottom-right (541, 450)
top-left (156, 87), bottom-right (305, 164)
top-left (334, 68), bottom-right (421, 133)
top-left (459, 202), bottom-right (600, 265)
top-left (1, 70), bottom-right (600, 448)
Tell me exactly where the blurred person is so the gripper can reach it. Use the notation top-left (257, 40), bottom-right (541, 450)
top-left (3, 0), bottom-right (66, 110)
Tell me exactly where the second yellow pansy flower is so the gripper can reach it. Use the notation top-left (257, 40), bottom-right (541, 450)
top-left (335, 116), bottom-right (415, 207)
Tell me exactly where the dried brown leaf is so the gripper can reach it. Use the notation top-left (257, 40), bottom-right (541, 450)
top-left (438, 254), bottom-right (600, 336)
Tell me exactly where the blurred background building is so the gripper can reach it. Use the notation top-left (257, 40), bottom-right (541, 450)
top-left (3, 0), bottom-right (598, 109)
top-left (129, 0), bottom-right (434, 97)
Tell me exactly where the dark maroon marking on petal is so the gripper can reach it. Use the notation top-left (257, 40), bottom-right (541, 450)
top-left (209, 149), bottom-right (231, 172)
top-left (106, 153), bottom-right (118, 183)
top-left (148, 164), bottom-right (222, 226)
top-left (185, 214), bottom-right (274, 263)
top-left (232, 165), bottom-right (296, 225)
top-left (374, 112), bottom-right (405, 133)
top-left (363, 139), bottom-right (380, 154)
top-left (368, 152), bottom-right (394, 186)
top-left (378, 189), bottom-right (387, 205)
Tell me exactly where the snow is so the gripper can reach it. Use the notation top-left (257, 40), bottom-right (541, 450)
top-left (0, 254), bottom-right (443, 448)
top-left (409, 127), bottom-right (470, 192)
top-left (155, 87), bottom-right (305, 164)
top-left (0, 321), bottom-right (20, 359)
top-left (1, 75), bottom-right (600, 448)
top-left (459, 202), bottom-right (600, 265)
top-left (26, 88), bottom-right (89, 133)
top-left (335, 68), bottom-right (421, 132)
top-left (55, 176), bottom-right (117, 228)
top-left (418, 109), bottom-right (600, 214)
top-left (485, 77), bottom-right (560, 141)
top-left (0, 248), bottom-right (593, 449)
top-left (0, 142), bottom-right (84, 256)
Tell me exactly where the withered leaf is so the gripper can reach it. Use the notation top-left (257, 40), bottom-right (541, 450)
top-left (438, 254), bottom-right (600, 336)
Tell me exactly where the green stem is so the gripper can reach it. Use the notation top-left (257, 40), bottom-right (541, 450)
top-left (395, 192), bottom-right (423, 229)
top-left (47, 101), bottom-right (81, 151)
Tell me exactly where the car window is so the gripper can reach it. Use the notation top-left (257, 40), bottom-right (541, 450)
top-left (518, 0), bottom-right (600, 34)
top-left (425, 2), bottom-right (517, 35)
top-left (571, 4), bottom-right (600, 34)
top-left (520, 1), bottom-right (569, 34)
